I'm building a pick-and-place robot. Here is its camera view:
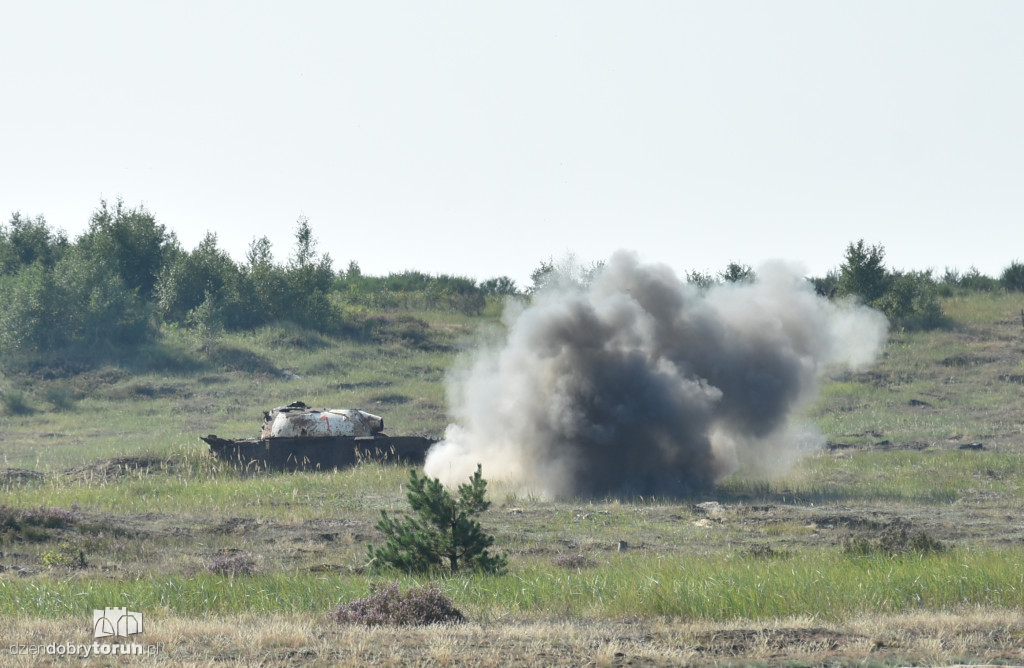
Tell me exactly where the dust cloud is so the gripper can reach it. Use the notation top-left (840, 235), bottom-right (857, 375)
top-left (424, 251), bottom-right (887, 498)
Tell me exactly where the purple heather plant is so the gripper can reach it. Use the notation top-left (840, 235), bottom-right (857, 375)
top-left (207, 552), bottom-right (258, 576)
top-left (334, 583), bottom-right (465, 626)
top-left (552, 553), bottom-right (591, 569)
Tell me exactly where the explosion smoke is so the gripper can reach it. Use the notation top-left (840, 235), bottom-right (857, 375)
top-left (425, 252), bottom-right (887, 498)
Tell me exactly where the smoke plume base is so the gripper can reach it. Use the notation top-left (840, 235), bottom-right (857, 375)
top-left (425, 251), bottom-right (887, 499)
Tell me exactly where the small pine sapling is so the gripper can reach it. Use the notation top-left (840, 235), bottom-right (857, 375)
top-left (369, 464), bottom-right (507, 574)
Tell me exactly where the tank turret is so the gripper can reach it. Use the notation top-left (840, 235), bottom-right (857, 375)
top-left (259, 402), bottom-right (384, 439)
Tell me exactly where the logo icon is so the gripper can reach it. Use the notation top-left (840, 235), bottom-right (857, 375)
top-left (93, 607), bottom-right (143, 639)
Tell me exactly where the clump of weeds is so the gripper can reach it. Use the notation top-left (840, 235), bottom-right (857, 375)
top-left (208, 551), bottom-right (260, 576)
top-left (334, 582), bottom-right (465, 626)
top-left (842, 521), bottom-right (946, 556)
top-left (1, 505), bottom-right (79, 542)
top-left (552, 553), bottom-right (593, 569)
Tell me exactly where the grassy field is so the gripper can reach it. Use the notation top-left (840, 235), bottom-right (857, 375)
top-left (1, 293), bottom-right (1024, 666)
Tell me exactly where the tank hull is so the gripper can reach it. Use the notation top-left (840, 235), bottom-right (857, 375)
top-left (201, 434), bottom-right (435, 471)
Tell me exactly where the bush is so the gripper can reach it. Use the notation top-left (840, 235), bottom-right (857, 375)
top-left (76, 199), bottom-right (176, 299)
top-left (19, 506), bottom-right (79, 529)
top-left (719, 262), bottom-right (755, 283)
top-left (810, 270), bottom-right (839, 298)
top-left (1000, 260), bottom-right (1024, 292)
top-left (842, 522), bottom-right (945, 556)
top-left (155, 232), bottom-right (241, 325)
top-left (880, 270), bottom-right (945, 331)
top-left (207, 552), bottom-right (259, 576)
top-left (960, 267), bottom-right (1000, 292)
top-left (837, 239), bottom-right (889, 304)
top-left (369, 465), bottom-right (507, 574)
top-left (1, 506), bottom-right (79, 543)
top-left (337, 268), bottom-right (491, 315)
top-left (0, 388), bottom-right (34, 415)
top-left (480, 276), bottom-right (519, 297)
top-left (0, 250), bottom-right (154, 354)
top-left (0, 212), bottom-right (68, 275)
top-left (552, 553), bottom-right (592, 569)
top-left (746, 543), bottom-right (790, 560)
top-left (43, 384), bottom-right (76, 411)
top-left (832, 240), bottom-right (946, 331)
top-left (186, 292), bottom-right (226, 350)
top-left (526, 254), bottom-right (604, 294)
top-left (40, 542), bottom-right (87, 569)
top-left (334, 582), bottom-right (465, 626)
top-left (0, 263), bottom-right (64, 353)
top-left (940, 266), bottom-right (1000, 294)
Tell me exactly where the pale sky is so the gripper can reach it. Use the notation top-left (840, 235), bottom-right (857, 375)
top-left (3, 2), bottom-right (1022, 288)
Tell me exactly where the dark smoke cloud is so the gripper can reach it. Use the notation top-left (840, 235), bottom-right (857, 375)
top-left (425, 252), bottom-right (887, 498)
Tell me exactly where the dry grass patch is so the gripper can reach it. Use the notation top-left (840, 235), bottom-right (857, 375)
top-left (4, 609), bottom-right (1024, 666)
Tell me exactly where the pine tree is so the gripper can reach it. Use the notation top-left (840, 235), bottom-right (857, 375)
top-left (369, 465), bottom-right (507, 574)
top-left (838, 239), bottom-right (889, 304)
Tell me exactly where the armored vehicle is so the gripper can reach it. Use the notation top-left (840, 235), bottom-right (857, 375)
top-left (201, 401), bottom-right (435, 470)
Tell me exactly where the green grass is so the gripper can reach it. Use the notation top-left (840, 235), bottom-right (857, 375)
top-left (3, 547), bottom-right (1022, 622)
top-left (806, 295), bottom-right (1024, 450)
top-left (480, 547), bottom-right (1024, 620)
top-left (940, 290), bottom-right (1024, 325)
top-left (1, 457), bottom-right (412, 520)
top-left (721, 448), bottom-right (1024, 504)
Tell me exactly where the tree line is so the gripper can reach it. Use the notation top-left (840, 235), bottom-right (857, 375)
top-left (813, 240), bottom-right (1024, 331)
top-left (2, 200), bottom-right (1021, 357)
top-left (529, 244), bottom-right (1024, 333)
top-left (0, 200), bottom-right (519, 356)
top-left (0, 200), bottom-right (516, 354)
